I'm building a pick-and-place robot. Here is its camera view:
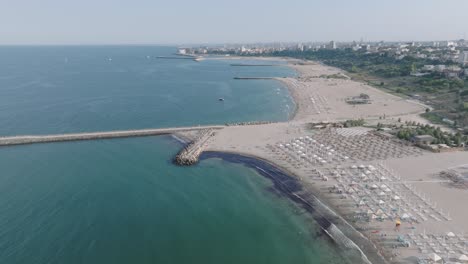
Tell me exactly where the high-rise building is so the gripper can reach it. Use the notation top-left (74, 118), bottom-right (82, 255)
top-left (327, 41), bottom-right (337, 49)
top-left (459, 51), bottom-right (468, 66)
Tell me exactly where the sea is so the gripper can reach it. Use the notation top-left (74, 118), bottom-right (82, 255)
top-left (0, 46), bottom-right (347, 263)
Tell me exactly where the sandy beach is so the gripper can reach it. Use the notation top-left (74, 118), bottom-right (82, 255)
top-left (186, 59), bottom-right (468, 263)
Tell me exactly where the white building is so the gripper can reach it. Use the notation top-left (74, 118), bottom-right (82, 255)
top-left (434, 65), bottom-right (446, 72)
top-left (422, 65), bottom-right (435, 71)
top-left (459, 51), bottom-right (468, 66)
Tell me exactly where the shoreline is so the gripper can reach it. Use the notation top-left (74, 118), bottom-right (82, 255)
top-left (200, 150), bottom-right (381, 264)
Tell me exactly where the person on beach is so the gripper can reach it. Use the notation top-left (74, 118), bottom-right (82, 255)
top-left (395, 219), bottom-right (401, 232)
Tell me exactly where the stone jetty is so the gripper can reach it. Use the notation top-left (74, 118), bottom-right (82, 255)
top-left (0, 125), bottom-right (224, 147)
top-left (174, 129), bottom-right (215, 166)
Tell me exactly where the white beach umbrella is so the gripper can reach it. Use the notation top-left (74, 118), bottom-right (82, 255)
top-left (392, 195), bottom-right (401, 201)
top-left (378, 192), bottom-right (386, 196)
top-left (380, 176), bottom-right (387, 181)
top-left (458, 254), bottom-right (468, 262)
top-left (380, 184), bottom-right (387, 189)
top-left (447, 232), bottom-right (456, 238)
top-left (371, 214), bottom-right (378, 219)
top-left (384, 188), bottom-right (392, 193)
top-left (365, 170), bottom-right (371, 174)
top-left (344, 156), bottom-right (349, 159)
top-left (360, 173), bottom-right (366, 178)
top-left (367, 209), bottom-right (373, 215)
top-left (378, 200), bottom-right (385, 205)
top-left (351, 165), bottom-right (358, 169)
top-left (359, 165), bottom-right (365, 169)
top-left (428, 253), bottom-right (442, 262)
top-left (370, 184), bottom-right (378, 189)
top-left (401, 213), bottom-right (410, 219)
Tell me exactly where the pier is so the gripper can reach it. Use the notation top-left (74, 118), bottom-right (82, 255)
top-left (0, 125), bottom-right (224, 147)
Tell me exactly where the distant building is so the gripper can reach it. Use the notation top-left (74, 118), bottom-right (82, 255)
top-left (422, 65), bottom-right (435, 71)
top-left (411, 135), bottom-right (435, 145)
top-left (434, 65), bottom-right (447, 72)
top-left (327, 41), bottom-right (337, 49)
top-left (459, 51), bottom-right (468, 66)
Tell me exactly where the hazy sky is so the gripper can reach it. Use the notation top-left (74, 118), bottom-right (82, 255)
top-left (1, 0), bottom-right (467, 45)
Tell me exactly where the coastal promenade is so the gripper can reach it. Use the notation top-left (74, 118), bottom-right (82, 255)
top-left (0, 125), bottom-right (224, 146)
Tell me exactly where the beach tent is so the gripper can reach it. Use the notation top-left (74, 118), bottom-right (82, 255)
top-left (458, 254), bottom-right (468, 262)
top-left (447, 232), bottom-right (456, 238)
top-left (428, 253), bottom-right (442, 262)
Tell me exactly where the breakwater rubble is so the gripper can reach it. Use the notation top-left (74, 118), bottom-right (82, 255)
top-left (174, 129), bottom-right (215, 166)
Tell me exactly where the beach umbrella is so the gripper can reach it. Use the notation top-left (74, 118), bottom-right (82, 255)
top-left (370, 184), bottom-right (378, 189)
top-left (360, 173), bottom-right (367, 178)
top-left (378, 192), bottom-right (386, 196)
top-left (384, 188), bottom-right (392, 193)
top-left (359, 165), bottom-right (365, 169)
top-left (344, 156), bottom-right (349, 159)
top-left (358, 200), bottom-right (365, 206)
top-left (380, 176), bottom-right (387, 181)
top-left (428, 253), bottom-right (442, 262)
top-left (392, 195), bottom-right (401, 201)
top-left (380, 184), bottom-right (387, 189)
top-left (459, 254), bottom-right (468, 262)
top-left (367, 209), bottom-right (373, 215)
top-left (371, 214), bottom-right (378, 219)
top-left (365, 170), bottom-right (371, 174)
top-left (447, 232), bottom-right (456, 238)
top-left (401, 213), bottom-right (410, 219)
top-left (376, 208), bottom-right (384, 214)
top-left (378, 200), bottom-right (385, 205)
top-left (351, 165), bottom-right (358, 169)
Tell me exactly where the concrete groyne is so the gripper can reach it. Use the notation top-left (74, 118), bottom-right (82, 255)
top-left (233, 77), bottom-right (277, 80)
top-left (174, 129), bottom-right (215, 166)
top-left (0, 126), bottom-right (224, 147)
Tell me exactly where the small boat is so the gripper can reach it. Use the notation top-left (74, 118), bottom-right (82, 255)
top-left (218, 98), bottom-right (225, 101)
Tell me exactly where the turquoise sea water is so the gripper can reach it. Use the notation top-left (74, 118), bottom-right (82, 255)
top-left (0, 46), bottom-right (345, 263)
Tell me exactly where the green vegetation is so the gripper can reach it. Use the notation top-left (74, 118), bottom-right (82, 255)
top-left (342, 119), bottom-right (365, 127)
top-left (396, 122), bottom-right (467, 146)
